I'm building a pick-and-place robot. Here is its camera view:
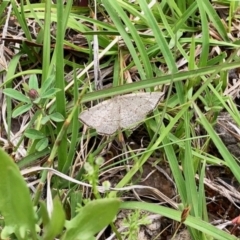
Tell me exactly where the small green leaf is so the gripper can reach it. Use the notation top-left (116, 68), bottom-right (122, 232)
top-left (24, 129), bottom-right (45, 140)
top-left (22, 82), bottom-right (30, 93)
top-left (12, 103), bottom-right (32, 118)
top-left (49, 112), bottom-right (65, 122)
top-left (41, 115), bottom-right (51, 125)
top-left (1, 225), bottom-right (15, 239)
top-left (41, 75), bottom-right (55, 93)
top-left (29, 75), bottom-right (39, 89)
top-left (63, 198), bottom-right (120, 240)
top-left (33, 97), bottom-right (41, 104)
top-left (36, 138), bottom-right (49, 151)
top-left (41, 88), bottom-right (61, 99)
top-left (3, 89), bottom-right (30, 103)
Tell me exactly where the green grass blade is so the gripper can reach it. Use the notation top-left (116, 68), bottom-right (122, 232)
top-left (42, 0), bottom-right (51, 82)
top-left (55, 1), bottom-right (73, 170)
top-left (194, 104), bottom-right (240, 183)
top-left (10, 0), bottom-right (32, 40)
top-left (110, 1), bottom-right (153, 79)
top-left (138, 0), bottom-right (177, 73)
top-left (102, 0), bottom-right (147, 80)
top-left (182, 111), bottom-right (199, 217)
top-left (121, 201), bottom-right (238, 240)
top-left (62, 67), bottom-right (79, 173)
top-left (197, 0), bottom-right (209, 67)
top-left (202, 0), bottom-right (229, 41)
top-left (81, 61), bottom-right (240, 103)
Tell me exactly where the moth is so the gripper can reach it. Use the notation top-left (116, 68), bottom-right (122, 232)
top-left (79, 92), bottom-right (164, 135)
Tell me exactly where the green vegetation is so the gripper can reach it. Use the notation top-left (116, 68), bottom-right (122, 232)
top-left (1, 0), bottom-right (240, 239)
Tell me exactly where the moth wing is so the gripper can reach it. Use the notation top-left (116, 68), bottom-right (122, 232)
top-left (118, 92), bottom-right (163, 129)
top-left (79, 98), bottom-right (120, 135)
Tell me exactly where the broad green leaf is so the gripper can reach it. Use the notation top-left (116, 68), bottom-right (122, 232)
top-left (41, 88), bottom-right (61, 99)
top-left (24, 129), bottom-right (45, 139)
top-left (39, 201), bottom-right (50, 227)
top-left (0, 148), bottom-right (37, 239)
top-left (43, 198), bottom-right (65, 240)
top-left (49, 112), bottom-right (65, 122)
top-left (29, 74), bottom-right (39, 89)
top-left (3, 89), bottom-right (30, 103)
top-left (36, 138), bottom-right (49, 151)
top-left (62, 198), bottom-right (120, 240)
top-left (12, 103), bottom-right (32, 118)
